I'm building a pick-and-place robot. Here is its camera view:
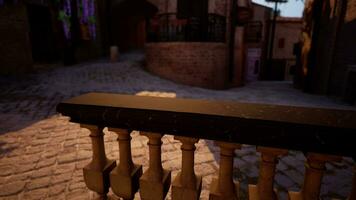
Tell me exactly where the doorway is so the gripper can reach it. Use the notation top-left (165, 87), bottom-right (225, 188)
top-left (27, 4), bottom-right (58, 63)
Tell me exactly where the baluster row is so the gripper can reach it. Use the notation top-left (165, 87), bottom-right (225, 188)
top-left (81, 125), bottom-right (355, 200)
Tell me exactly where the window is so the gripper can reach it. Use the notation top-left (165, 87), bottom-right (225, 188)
top-left (245, 21), bottom-right (263, 43)
top-left (278, 38), bottom-right (285, 48)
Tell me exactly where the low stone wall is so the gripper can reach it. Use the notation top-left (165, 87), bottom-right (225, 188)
top-left (145, 42), bottom-right (228, 89)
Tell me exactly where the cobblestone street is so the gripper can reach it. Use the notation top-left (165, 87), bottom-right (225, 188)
top-left (0, 53), bottom-right (354, 199)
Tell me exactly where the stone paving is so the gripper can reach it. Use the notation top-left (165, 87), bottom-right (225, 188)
top-left (0, 53), bottom-right (355, 199)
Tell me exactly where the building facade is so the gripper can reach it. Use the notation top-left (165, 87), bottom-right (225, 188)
top-left (0, 3), bottom-right (33, 74)
top-left (270, 17), bottom-right (302, 81)
top-left (245, 4), bottom-right (302, 82)
top-left (245, 3), bottom-right (272, 82)
top-left (297, 0), bottom-right (356, 103)
top-left (144, 0), bottom-right (252, 89)
top-left (0, 0), bottom-right (105, 74)
top-left (1, 0), bottom-right (253, 90)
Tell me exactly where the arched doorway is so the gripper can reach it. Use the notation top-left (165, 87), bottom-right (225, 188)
top-left (110, 0), bottom-right (157, 52)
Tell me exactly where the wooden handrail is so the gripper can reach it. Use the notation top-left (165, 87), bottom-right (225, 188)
top-left (57, 93), bottom-right (356, 158)
top-left (56, 93), bottom-right (356, 199)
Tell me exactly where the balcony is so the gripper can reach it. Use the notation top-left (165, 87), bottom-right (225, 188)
top-left (146, 13), bottom-right (226, 43)
top-left (56, 92), bottom-right (356, 199)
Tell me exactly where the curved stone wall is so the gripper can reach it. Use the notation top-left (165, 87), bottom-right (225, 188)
top-left (145, 42), bottom-right (228, 89)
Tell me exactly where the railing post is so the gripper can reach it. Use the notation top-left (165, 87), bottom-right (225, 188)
top-left (349, 164), bottom-right (356, 200)
top-left (209, 142), bottom-right (241, 200)
top-left (109, 128), bottom-right (143, 200)
top-left (172, 136), bottom-right (202, 200)
top-left (288, 153), bottom-right (341, 200)
top-left (249, 147), bottom-right (288, 200)
top-left (81, 125), bottom-right (116, 198)
top-left (139, 132), bottom-right (171, 200)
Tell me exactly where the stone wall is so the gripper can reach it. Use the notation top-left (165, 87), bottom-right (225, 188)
top-left (145, 43), bottom-right (228, 89)
top-left (328, 0), bottom-right (356, 96)
top-left (0, 4), bottom-right (33, 75)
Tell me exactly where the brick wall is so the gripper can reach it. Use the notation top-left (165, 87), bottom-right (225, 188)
top-left (145, 43), bottom-right (228, 89)
top-left (0, 4), bottom-right (33, 75)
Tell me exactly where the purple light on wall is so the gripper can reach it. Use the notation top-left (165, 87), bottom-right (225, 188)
top-left (63, 21), bottom-right (71, 39)
top-left (65, 0), bottom-right (71, 16)
top-left (89, 23), bottom-right (96, 39)
top-left (88, 0), bottom-right (96, 39)
top-left (82, 0), bottom-right (89, 23)
top-left (88, 0), bottom-right (94, 17)
top-left (0, 0), bottom-right (4, 6)
top-left (62, 0), bottom-right (72, 40)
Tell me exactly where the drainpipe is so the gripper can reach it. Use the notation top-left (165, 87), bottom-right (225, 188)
top-left (267, 1), bottom-right (278, 66)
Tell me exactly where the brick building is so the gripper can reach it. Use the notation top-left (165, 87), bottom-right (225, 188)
top-left (144, 0), bottom-right (252, 89)
top-left (297, 0), bottom-right (356, 103)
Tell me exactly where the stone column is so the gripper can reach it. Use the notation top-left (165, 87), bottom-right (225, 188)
top-left (81, 125), bottom-right (116, 198)
top-left (139, 132), bottom-right (171, 200)
top-left (209, 142), bottom-right (241, 200)
top-left (288, 153), bottom-right (341, 200)
top-left (109, 128), bottom-right (142, 200)
top-left (172, 137), bottom-right (201, 200)
top-left (248, 147), bottom-right (288, 200)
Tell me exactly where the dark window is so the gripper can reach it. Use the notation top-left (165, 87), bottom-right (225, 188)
top-left (245, 21), bottom-right (263, 43)
top-left (278, 38), bottom-right (285, 48)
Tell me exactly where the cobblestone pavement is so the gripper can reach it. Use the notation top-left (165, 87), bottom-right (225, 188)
top-left (0, 53), bottom-right (355, 199)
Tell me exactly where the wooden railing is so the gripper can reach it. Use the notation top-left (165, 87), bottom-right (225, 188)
top-left (56, 93), bottom-right (356, 200)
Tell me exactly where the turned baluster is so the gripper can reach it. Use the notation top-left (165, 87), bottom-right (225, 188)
top-left (139, 132), bottom-right (171, 200)
top-left (249, 147), bottom-right (288, 200)
top-left (209, 142), bottom-right (241, 200)
top-left (81, 125), bottom-right (116, 198)
top-left (288, 153), bottom-right (341, 200)
top-left (109, 128), bottom-right (142, 200)
top-left (172, 137), bottom-right (202, 200)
